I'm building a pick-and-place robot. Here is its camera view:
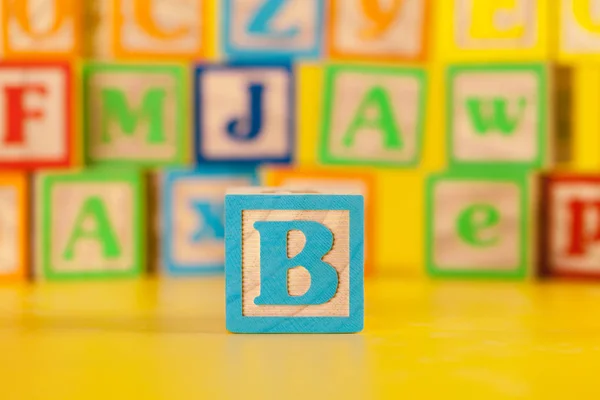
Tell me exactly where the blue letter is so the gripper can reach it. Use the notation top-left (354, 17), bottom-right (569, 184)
top-left (226, 83), bottom-right (264, 141)
top-left (190, 201), bottom-right (224, 241)
top-left (253, 221), bottom-right (339, 305)
top-left (246, 0), bottom-right (299, 38)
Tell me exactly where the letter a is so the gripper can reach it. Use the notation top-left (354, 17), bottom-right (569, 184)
top-left (246, 0), bottom-right (299, 38)
top-left (226, 83), bottom-right (265, 141)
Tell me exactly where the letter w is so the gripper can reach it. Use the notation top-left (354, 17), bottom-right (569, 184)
top-left (466, 97), bottom-right (527, 136)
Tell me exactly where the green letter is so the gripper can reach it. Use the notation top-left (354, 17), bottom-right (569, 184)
top-left (465, 96), bottom-right (527, 136)
top-left (62, 197), bottom-right (121, 260)
top-left (456, 204), bottom-right (500, 247)
top-left (342, 86), bottom-right (403, 149)
top-left (101, 88), bottom-right (167, 144)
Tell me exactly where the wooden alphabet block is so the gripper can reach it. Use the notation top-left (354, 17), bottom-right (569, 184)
top-left (161, 167), bottom-right (258, 276)
top-left (570, 66), bottom-right (600, 171)
top-left (425, 171), bottom-right (532, 279)
top-left (225, 188), bottom-right (364, 333)
top-left (0, 173), bottom-right (28, 283)
top-left (446, 63), bottom-right (550, 170)
top-left (0, 0), bottom-right (81, 58)
top-left (83, 63), bottom-right (188, 167)
top-left (318, 64), bottom-right (427, 167)
top-left (0, 61), bottom-right (73, 169)
top-left (222, 0), bottom-right (325, 59)
top-left (436, 0), bottom-right (549, 62)
top-left (266, 166), bottom-right (376, 275)
top-left (195, 62), bottom-right (294, 165)
top-left (36, 169), bottom-right (145, 281)
top-left (327, 0), bottom-right (430, 62)
top-left (558, 0), bottom-right (600, 63)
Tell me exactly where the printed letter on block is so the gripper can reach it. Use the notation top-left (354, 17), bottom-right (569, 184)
top-left (36, 169), bottom-right (145, 281)
top-left (225, 188), bottom-right (364, 333)
top-left (319, 64), bottom-right (426, 167)
top-left (447, 63), bottom-right (549, 170)
top-left (559, 0), bottom-right (600, 63)
top-left (195, 62), bottom-right (294, 165)
top-left (83, 63), bottom-right (187, 167)
top-left (425, 171), bottom-right (531, 279)
top-left (0, 173), bottom-right (28, 283)
top-left (161, 167), bottom-right (258, 276)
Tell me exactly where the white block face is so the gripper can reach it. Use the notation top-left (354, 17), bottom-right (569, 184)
top-left (4, 0), bottom-right (76, 53)
top-left (241, 210), bottom-right (350, 317)
top-left (0, 187), bottom-right (18, 274)
top-left (49, 182), bottom-right (135, 272)
top-left (169, 176), bottom-right (253, 267)
top-left (228, 0), bottom-right (320, 51)
top-left (117, 0), bottom-right (203, 53)
top-left (86, 71), bottom-right (180, 162)
top-left (549, 182), bottom-right (600, 274)
top-left (331, 0), bottom-right (425, 58)
top-left (326, 71), bottom-right (423, 164)
top-left (560, 0), bottom-right (600, 54)
top-left (454, 0), bottom-right (538, 49)
top-left (200, 68), bottom-right (291, 160)
top-left (451, 70), bottom-right (541, 163)
top-left (432, 181), bottom-right (522, 271)
top-left (0, 67), bottom-right (68, 162)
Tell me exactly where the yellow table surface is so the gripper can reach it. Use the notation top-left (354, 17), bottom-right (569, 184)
top-left (1, 277), bottom-right (600, 399)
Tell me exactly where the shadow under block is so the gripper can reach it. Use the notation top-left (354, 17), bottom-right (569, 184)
top-left (0, 61), bottom-right (73, 169)
top-left (0, 173), bottom-right (28, 283)
top-left (195, 62), bottom-right (294, 165)
top-left (558, 0), bottom-right (600, 63)
top-left (425, 171), bottom-right (532, 279)
top-left (446, 63), bottom-right (550, 170)
top-left (161, 167), bottom-right (258, 276)
top-left (221, 0), bottom-right (325, 60)
top-left (435, 0), bottom-right (549, 62)
top-left (0, 0), bottom-right (81, 58)
top-left (327, 0), bottom-right (429, 62)
top-left (36, 169), bottom-right (145, 281)
top-left (539, 173), bottom-right (600, 279)
top-left (225, 188), bottom-right (364, 333)
top-left (318, 64), bottom-right (427, 168)
top-left (83, 63), bottom-right (188, 167)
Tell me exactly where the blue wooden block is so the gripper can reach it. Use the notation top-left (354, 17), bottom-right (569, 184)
top-left (161, 167), bottom-right (259, 276)
top-left (225, 188), bottom-right (364, 333)
top-left (194, 62), bottom-right (295, 165)
top-left (221, 0), bottom-right (325, 60)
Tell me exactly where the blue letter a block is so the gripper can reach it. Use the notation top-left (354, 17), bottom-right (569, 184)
top-left (225, 188), bottom-right (364, 333)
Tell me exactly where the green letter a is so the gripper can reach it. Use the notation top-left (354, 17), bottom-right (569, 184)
top-left (465, 97), bottom-right (527, 136)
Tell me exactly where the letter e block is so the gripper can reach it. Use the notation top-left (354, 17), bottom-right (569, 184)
top-left (195, 62), bottom-right (294, 165)
top-left (225, 188), bottom-right (364, 333)
top-left (0, 173), bottom-right (28, 283)
top-left (161, 167), bottom-right (258, 276)
top-left (83, 63), bottom-right (187, 167)
top-left (36, 169), bottom-right (145, 281)
top-left (426, 171), bottom-right (531, 279)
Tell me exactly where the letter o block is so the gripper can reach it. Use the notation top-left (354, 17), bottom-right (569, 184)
top-left (425, 171), bottom-right (531, 279)
top-left (225, 188), bottom-right (364, 333)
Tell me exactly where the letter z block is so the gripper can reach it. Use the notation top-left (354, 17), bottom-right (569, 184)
top-left (225, 188), bottom-right (364, 333)
top-left (0, 61), bottom-right (72, 169)
top-left (425, 171), bottom-right (532, 279)
top-left (36, 169), bottom-right (145, 281)
top-left (195, 62), bottom-right (294, 165)
top-left (0, 173), bottom-right (28, 283)
top-left (83, 63), bottom-right (188, 167)
top-left (447, 63), bottom-right (550, 170)
top-left (161, 167), bottom-right (258, 276)
top-left (539, 173), bottom-right (600, 279)
top-left (319, 64), bottom-right (427, 167)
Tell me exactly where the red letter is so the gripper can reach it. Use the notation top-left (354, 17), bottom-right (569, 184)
top-left (567, 199), bottom-right (600, 256)
top-left (4, 85), bottom-right (47, 145)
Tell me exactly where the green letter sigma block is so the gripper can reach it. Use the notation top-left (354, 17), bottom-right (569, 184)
top-left (36, 169), bottom-right (145, 281)
top-left (83, 62), bottom-right (188, 167)
top-left (425, 170), bottom-right (532, 279)
top-left (446, 63), bottom-right (549, 170)
top-left (319, 64), bottom-right (427, 167)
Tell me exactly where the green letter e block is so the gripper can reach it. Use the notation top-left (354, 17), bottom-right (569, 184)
top-left (83, 63), bottom-right (188, 167)
top-left (425, 170), bottom-right (530, 279)
top-left (37, 169), bottom-right (145, 281)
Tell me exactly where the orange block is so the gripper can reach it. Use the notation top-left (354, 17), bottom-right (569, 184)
top-left (267, 167), bottom-right (377, 276)
top-left (0, 173), bottom-right (28, 283)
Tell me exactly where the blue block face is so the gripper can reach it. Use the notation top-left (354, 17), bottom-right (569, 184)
top-left (162, 167), bottom-right (258, 276)
top-left (194, 62), bottom-right (295, 165)
top-left (225, 191), bottom-right (364, 333)
top-left (221, 0), bottom-right (325, 60)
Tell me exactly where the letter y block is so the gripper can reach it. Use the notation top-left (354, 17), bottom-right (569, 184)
top-left (225, 188), bottom-right (364, 333)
